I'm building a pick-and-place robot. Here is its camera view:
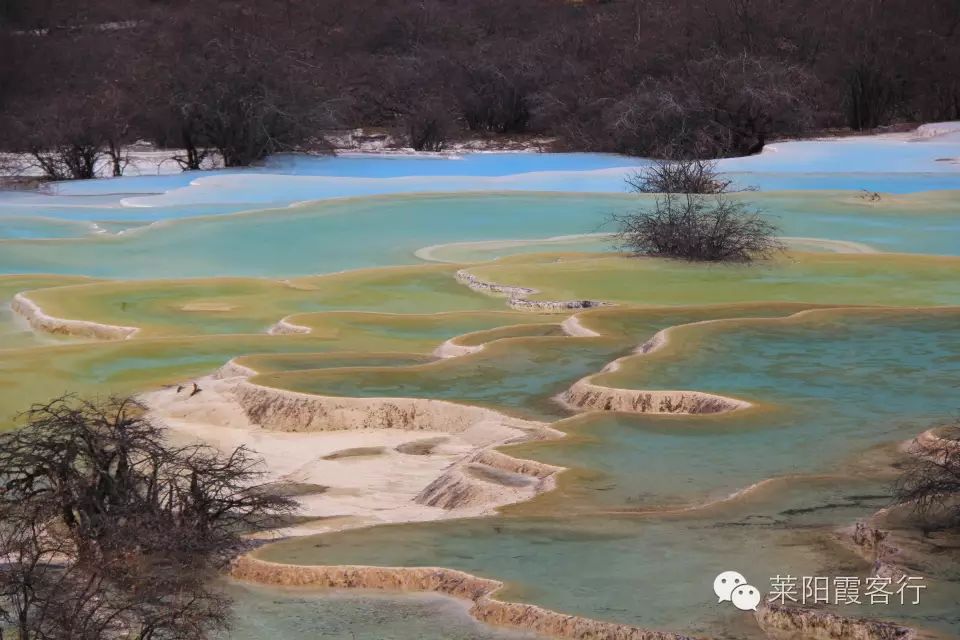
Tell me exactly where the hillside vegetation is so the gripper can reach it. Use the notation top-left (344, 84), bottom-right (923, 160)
top-left (1, 0), bottom-right (958, 176)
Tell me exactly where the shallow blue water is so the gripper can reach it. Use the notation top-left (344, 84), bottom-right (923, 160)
top-left (0, 136), bottom-right (956, 226)
top-left (0, 191), bottom-right (957, 278)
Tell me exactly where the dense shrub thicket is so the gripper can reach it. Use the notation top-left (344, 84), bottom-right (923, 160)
top-left (1, 0), bottom-right (959, 177)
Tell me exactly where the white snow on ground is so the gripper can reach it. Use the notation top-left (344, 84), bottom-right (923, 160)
top-left (911, 121), bottom-right (960, 141)
top-left (0, 147), bottom-right (222, 179)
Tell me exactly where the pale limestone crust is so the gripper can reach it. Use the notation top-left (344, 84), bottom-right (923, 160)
top-left (214, 359), bottom-right (259, 379)
top-left (470, 448), bottom-right (562, 479)
top-left (230, 556), bottom-right (697, 640)
top-left (433, 311), bottom-right (597, 359)
top-left (455, 268), bottom-right (535, 298)
top-left (455, 268), bottom-right (610, 312)
top-left (555, 317), bottom-right (750, 416)
top-left (432, 338), bottom-right (484, 358)
top-left (559, 379), bottom-right (749, 415)
top-left (842, 520), bottom-right (906, 581)
top-left (415, 464), bottom-right (541, 510)
top-left (142, 370), bottom-right (564, 531)
top-left (560, 314), bottom-right (601, 337)
top-left (755, 601), bottom-right (913, 640)
top-left (231, 548), bottom-right (916, 640)
top-left (838, 426), bottom-right (960, 582)
top-left (910, 427), bottom-right (960, 456)
top-left (266, 316), bottom-right (312, 335)
top-left (415, 448), bottom-right (561, 510)
top-left (11, 292), bottom-right (139, 340)
top-left (232, 380), bottom-right (547, 434)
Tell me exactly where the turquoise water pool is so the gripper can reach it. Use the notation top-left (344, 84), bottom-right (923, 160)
top-left (225, 581), bottom-right (545, 640)
top-left (1, 142), bottom-right (959, 640)
top-left (0, 191), bottom-right (958, 277)
top-left (258, 309), bottom-right (960, 638)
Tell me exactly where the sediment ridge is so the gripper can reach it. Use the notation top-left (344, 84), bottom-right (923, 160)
top-left (267, 316), bottom-right (312, 335)
top-left (10, 292), bottom-right (139, 340)
top-left (553, 311), bottom-right (804, 417)
top-left (230, 556), bottom-right (697, 640)
top-left (558, 379), bottom-right (749, 415)
top-left (755, 601), bottom-right (913, 640)
top-left (433, 312), bottom-right (597, 358)
top-left (839, 426), bottom-right (960, 582)
top-left (844, 520), bottom-right (906, 581)
top-left (415, 448), bottom-right (562, 510)
top-left (214, 359), bottom-right (259, 379)
top-left (187, 306), bottom-right (935, 640)
top-left (217, 306), bottom-right (926, 640)
top-left (432, 338), bottom-right (484, 358)
top-left (233, 379), bottom-right (550, 434)
top-left (560, 314), bottom-right (601, 337)
top-left (231, 555), bottom-right (918, 640)
top-left (455, 268), bottom-right (610, 312)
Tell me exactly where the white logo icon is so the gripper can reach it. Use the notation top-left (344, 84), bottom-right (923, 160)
top-left (730, 584), bottom-right (761, 611)
top-left (713, 570), bottom-right (747, 602)
top-left (713, 570), bottom-right (761, 611)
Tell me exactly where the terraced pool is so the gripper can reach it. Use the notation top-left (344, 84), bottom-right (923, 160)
top-left (1, 130), bottom-right (958, 640)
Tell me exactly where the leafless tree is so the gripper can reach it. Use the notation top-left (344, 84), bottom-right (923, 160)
top-left (0, 395), bottom-right (295, 640)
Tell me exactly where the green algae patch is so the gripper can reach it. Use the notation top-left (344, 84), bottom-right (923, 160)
top-left (250, 335), bottom-right (630, 421)
top-left (0, 334), bottom-right (337, 427)
top-left (0, 274), bottom-right (101, 300)
top-left (570, 302), bottom-right (830, 341)
top-left (467, 251), bottom-right (960, 307)
top-left (19, 265), bottom-right (508, 338)
top-left (238, 304), bottom-right (874, 422)
top-left (286, 310), bottom-right (562, 353)
top-left (748, 188), bottom-right (960, 215)
top-left (234, 352), bottom-right (434, 374)
top-left (454, 322), bottom-right (567, 347)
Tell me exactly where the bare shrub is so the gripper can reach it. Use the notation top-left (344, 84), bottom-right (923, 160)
top-left (894, 424), bottom-right (960, 530)
top-left (614, 155), bottom-right (778, 262)
top-left (613, 192), bottom-right (782, 262)
top-left (625, 158), bottom-right (734, 194)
